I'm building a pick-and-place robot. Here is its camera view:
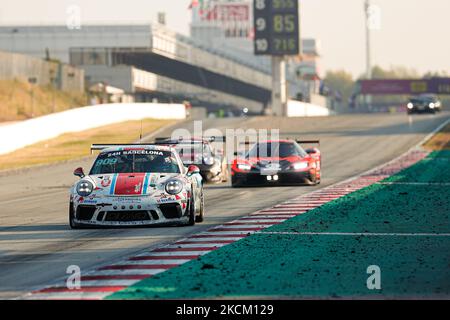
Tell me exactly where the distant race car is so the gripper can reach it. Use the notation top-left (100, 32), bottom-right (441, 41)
top-left (154, 137), bottom-right (229, 183)
top-left (69, 144), bottom-right (204, 229)
top-left (407, 95), bottom-right (442, 114)
top-left (231, 139), bottom-right (321, 187)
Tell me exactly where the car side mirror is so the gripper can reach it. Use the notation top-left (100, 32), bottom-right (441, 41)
top-left (305, 148), bottom-right (317, 155)
top-left (74, 167), bottom-right (85, 178)
top-left (187, 165), bottom-right (200, 176)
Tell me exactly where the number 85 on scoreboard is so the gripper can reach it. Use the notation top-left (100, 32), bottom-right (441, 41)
top-left (254, 0), bottom-right (301, 56)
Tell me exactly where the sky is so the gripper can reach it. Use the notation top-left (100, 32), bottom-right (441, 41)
top-left (0, 0), bottom-right (448, 78)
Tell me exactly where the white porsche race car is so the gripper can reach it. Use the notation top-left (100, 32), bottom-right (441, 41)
top-left (69, 144), bottom-right (204, 229)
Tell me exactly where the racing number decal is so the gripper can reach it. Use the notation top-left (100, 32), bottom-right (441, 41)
top-left (95, 158), bottom-right (118, 166)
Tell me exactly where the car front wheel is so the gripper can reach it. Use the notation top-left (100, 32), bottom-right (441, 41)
top-left (69, 201), bottom-right (82, 229)
top-left (187, 195), bottom-right (196, 226)
top-left (231, 176), bottom-right (244, 188)
top-left (195, 191), bottom-right (204, 223)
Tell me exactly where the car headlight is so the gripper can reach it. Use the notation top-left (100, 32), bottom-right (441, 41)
top-left (429, 103), bottom-right (435, 109)
top-left (237, 164), bottom-right (252, 171)
top-left (293, 162), bottom-right (309, 170)
top-left (165, 179), bottom-right (184, 195)
top-left (203, 156), bottom-right (214, 165)
top-left (407, 103), bottom-right (414, 109)
top-left (77, 180), bottom-right (94, 196)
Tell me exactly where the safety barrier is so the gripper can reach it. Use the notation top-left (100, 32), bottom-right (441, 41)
top-left (0, 103), bottom-right (186, 155)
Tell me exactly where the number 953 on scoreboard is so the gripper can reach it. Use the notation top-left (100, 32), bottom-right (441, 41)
top-left (254, 0), bottom-right (300, 56)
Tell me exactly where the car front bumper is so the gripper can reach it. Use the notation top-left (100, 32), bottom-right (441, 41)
top-left (232, 170), bottom-right (313, 186)
top-left (408, 106), bottom-right (435, 113)
top-left (71, 197), bottom-right (189, 227)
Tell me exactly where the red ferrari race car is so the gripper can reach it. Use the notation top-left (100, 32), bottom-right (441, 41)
top-left (231, 139), bottom-right (321, 187)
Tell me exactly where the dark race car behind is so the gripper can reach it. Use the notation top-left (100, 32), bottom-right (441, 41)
top-left (154, 137), bottom-right (229, 184)
top-left (407, 95), bottom-right (442, 114)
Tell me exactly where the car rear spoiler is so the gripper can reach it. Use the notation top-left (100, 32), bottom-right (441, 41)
top-left (238, 139), bottom-right (321, 146)
top-left (154, 136), bottom-right (226, 144)
top-left (154, 137), bottom-right (176, 143)
top-left (153, 139), bottom-right (202, 146)
top-left (90, 144), bottom-right (160, 154)
top-left (295, 140), bottom-right (320, 147)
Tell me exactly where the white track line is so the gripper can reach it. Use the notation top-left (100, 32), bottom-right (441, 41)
top-left (260, 231), bottom-right (450, 237)
top-left (198, 231), bottom-right (256, 236)
top-left (212, 224), bottom-right (267, 229)
top-left (294, 199), bottom-right (338, 202)
top-left (231, 219), bottom-right (286, 223)
top-left (134, 251), bottom-right (210, 257)
top-left (246, 215), bottom-right (296, 219)
top-left (378, 182), bottom-right (450, 186)
top-left (259, 209), bottom-right (308, 212)
top-left (416, 117), bottom-right (450, 147)
top-left (86, 269), bottom-right (167, 276)
top-left (79, 280), bottom-right (141, 287)
top-left (180, 237), bottom-right (244, 242)
top-left (117, 259), bottom-right (191, 265)
top-left (164, 243), bottom-right (228, 248)
top-left (24, 292), bottom-right (111, 300)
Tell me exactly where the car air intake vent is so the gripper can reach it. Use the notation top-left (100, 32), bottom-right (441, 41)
top-left (159, 203), bottom-right (183, 219)
top-left (279, 160), bottom-right (291, 169)
top-left (97, 212), bottom-right (105, 221)
top-left (150, 210), bottom-right (159, 220)
top-left (105, 211), bottom-right (150, 222)
top-left (76, 205), bottom-right (96, 221)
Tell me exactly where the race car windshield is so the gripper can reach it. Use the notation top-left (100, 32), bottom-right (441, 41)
top-left (90, 150), bottom-right (181, 175)
top-left (247, 142), bottom-right (307, 158)
top-left (410, 98), bottom-right (434, 103)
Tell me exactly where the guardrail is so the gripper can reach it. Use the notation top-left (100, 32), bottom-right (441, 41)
top-left (0, 103), bottom-right (186, 155)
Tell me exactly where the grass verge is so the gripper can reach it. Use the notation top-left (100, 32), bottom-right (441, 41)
top-left (0, 79), bottom-right (88, 122)
top-left (424, 122), bottom-right (450, 151)
top-left (0, 119), bottom-right (175, 172)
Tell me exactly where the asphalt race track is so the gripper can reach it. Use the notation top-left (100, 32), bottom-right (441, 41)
top-left (0, 113), bottom-right (448, 298)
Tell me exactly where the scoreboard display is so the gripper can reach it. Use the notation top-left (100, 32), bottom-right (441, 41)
top-left (253, 0), bottom-right (300, 56)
